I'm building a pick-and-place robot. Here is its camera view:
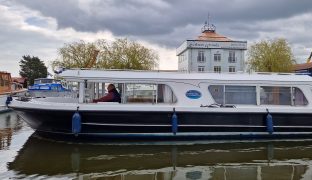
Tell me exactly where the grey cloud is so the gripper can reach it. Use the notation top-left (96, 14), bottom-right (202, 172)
top-left (0, 21), bottom-right (63, 76)
top-left (1, 0), bottom-right (312, 76)
top-left (16, 0), bottom-right (312, 35)
top-left (9, 0), bottom-right (312, 62)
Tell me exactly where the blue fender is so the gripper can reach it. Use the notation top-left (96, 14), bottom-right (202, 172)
top-left (266, 109), bottom-right (274, 134)
top-left (72, 107), bottom-right (81, 136)
top-left (5, 96), bottom-right (13, 106)
top-left (172, 108), bottom-right (178, 135)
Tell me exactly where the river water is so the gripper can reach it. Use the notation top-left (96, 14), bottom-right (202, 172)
top-left (1, 111), bottom-right (312, 179)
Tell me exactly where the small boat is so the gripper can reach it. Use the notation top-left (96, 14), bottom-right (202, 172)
top-left (7, 69), bottom-right (312, 140)
top-left (28, 78), bottom-right (72, 97)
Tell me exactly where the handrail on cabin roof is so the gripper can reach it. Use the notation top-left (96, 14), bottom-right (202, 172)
top-left (63, 68), bottom-right (301, 76)
top-left (65, 68), bottom-right (179, 73)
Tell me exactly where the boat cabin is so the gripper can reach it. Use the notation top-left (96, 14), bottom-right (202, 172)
top-left (59, 69), bottom-right (311, 108)
top-left (27, 78), bottom-right (72, 98)
top-left (28, 78), bottom-right (69, 92)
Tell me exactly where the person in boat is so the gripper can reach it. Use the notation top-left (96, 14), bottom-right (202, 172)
top-left (93, 84), bottom-right (121, 103)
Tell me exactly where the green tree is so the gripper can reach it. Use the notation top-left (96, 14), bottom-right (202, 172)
top-left (52, 40), bottom-right (98, 69)
top-left (96, 38), bottom-right (158, 70)
top-left (247, 38), bottom-right (295, 72)
top-left (52, 38), bottom-right (158, 70)
top-left (19, 55), bottom-right (48, 85)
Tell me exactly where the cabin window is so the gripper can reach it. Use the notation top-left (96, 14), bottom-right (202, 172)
top-left (293, 87), bottom-right (308, 106)
top-left (260, 86), bottom-right (291, 105)
top-left (208, 85), bottom-right (256, 105)
top-left (157, 84), bottom-right (177, 103)
top-left (225, 86), bottom-right (256, 104)
top-left (39, 85), bottom-right (50, 90)
top-left (34, 79), bottom-right (40, 84)
top-left (208, 85), bottom-right (224, 104)
top-left (51, 85), bottom-right (58, 91)
top-left (125, 83), bottom-right (176, 104)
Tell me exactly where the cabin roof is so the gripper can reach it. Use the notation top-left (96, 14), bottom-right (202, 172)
top-left (59, 69), bottom-right (312, 83)
top-left (35, 78), bottom-right (55, 80)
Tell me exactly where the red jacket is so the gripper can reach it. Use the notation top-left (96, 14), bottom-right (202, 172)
top-left (93, 91), bottom-right (115, 102)
top-left (93, 89), bottom-right (121, 103)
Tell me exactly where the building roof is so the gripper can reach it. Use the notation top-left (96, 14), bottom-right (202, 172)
top-left (196, 31), bottom-right (232, 42)
top-left (12, 77), bottom-right (26, 84)
top-left (293, 63), bottom-right (312, 71)
top-left (195, 21), bottom-right (232, 42)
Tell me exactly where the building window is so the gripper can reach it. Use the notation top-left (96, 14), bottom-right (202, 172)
top-left (197, 51), bottom-right (205, 63)
top-left (178, 53), bottom-right (186, 63)
top-left (214, 66), bottom-right (221, 73)
top-left (229, 66), bottom-right (236, 72)
top-left (198, 66), bottom-right (205, 72)
top-left (214, 54), bottom-right (221, 62)
top-left (228, 51), bottom-right (236, 63)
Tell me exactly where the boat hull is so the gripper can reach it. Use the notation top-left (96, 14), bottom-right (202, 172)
top-left (13, 107), bottom-right (312, 140)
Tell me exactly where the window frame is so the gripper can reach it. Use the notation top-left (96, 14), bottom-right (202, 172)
top-left (198, 66), bottom-right (205, 72)
top-left (208, 85), bottom-right (308, 106)
top-left (124, 83), bottom-right (177, 104)
top-left (197, 51), bottom-right (205, 63)
top-left (228, 50), bottom-right (236, 63)
top-left (260, 86), bottom-right (309, 106)
top-left (229, 66), bottom-right (236, 72)
top-left (214, 53), bottom-right (221, 62)
top-left (208, 85), bottom-right (257, 105)
top-left (214, 66), bottom-right (221, 73)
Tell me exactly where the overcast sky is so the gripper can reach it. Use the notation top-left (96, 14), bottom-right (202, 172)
top-left (1, 0), bottom-right (312, 76)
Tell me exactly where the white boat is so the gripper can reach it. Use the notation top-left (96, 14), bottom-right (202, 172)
top-left (8, 69), bottom-right (312, 139)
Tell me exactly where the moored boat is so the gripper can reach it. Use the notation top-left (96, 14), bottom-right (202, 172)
top-left (28, 78), bottom-right (73, 97)
top-left (8, 69), bottom-right (312, 140)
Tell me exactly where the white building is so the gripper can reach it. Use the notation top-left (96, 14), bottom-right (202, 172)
top-left (177, 22), bottom-right (247, 73)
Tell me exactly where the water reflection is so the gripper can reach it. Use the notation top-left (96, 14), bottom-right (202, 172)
top-left (8, 134), bottom-right (312, 180)
top-left (0, 112), bottom-right (22, 150)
